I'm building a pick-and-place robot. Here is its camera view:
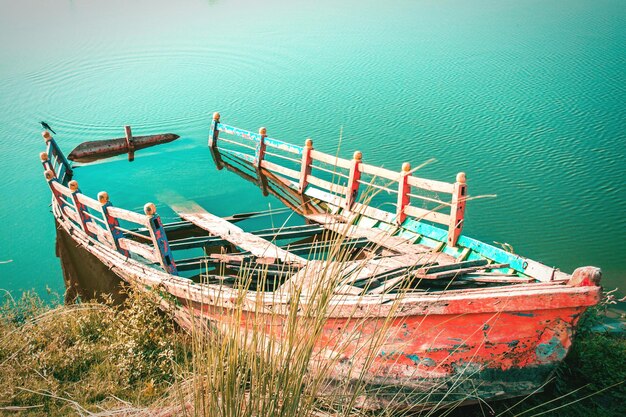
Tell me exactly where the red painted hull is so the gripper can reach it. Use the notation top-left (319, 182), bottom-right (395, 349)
top-left (177, 285), bottom-right (599, 408)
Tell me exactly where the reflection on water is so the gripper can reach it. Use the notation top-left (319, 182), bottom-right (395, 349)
top-left (55, 223), bottom-right (125, 304)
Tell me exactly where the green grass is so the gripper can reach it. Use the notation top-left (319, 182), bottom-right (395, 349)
top-left (0, 289), bottom-right (189, 415)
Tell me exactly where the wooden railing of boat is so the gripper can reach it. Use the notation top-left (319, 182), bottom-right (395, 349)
top-left (208, 112), bottom-right (467, 247)
top-left (39, 121), bottom-right (567, 284)
top-left (41, 131), bottom-right (178, 275)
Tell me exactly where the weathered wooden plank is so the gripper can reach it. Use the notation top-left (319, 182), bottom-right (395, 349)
top-left (407, 176), bottom-right (454, 194)
top-left (177, 211), bottom-right (306, 264)
top-left (461, 274), bottom-right (533, 284)
top-left (310, 150), bottom-right (352, 169)
top-left (86, 221), bottom-right (114, 246)
top-left (404, 205), bottom-right (451, 226)
top-left (299, 139), bottom-right (313, 192)
top-left (170, 224), bottom-right (324, 250)
top-left (106, 206), bottom-right (149, 227)
top-left (118, 238), bottom-right (160, 263)
top-left (304, 185), bottom-right (349, 209)
top-left (51, 180), bottom-right (73, 198)
top-left (75, 193), bottom-right (103, 212)
top-left (447, 173), bottom-right (467, 247)
top-left (359, 163), bottom-right (400, 181)
top-left (264, 137), bottom-right (303, 155)
top-left (62, 205), bottom-right (81, 225)
top-left (306, 174), bottom-right (348, 195)
top-left (366, 275), bottom-right (407, 295)
top-left (260, 160), bottom-right (300, 180)
top-left (416, 259), bottom-right (489, 275)
top-left (216, 122), bottom-right (303, 155)
top-left (415, 263), bottom-right (510, 280)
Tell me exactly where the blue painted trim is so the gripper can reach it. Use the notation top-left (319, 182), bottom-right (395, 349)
top-left (147, 214), bottom-right (178, 275)
top-left (216, 122), bottom-right (303, 155)
top-left (401, 218), bottom-right (525, 271)
top-left (101, 202), bottom-right (130, 257)
top-left (49, 139), bottom-right (73, 180)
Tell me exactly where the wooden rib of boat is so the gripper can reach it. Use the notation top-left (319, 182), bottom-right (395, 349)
top-left (38, 114), bottom-right (602, 409)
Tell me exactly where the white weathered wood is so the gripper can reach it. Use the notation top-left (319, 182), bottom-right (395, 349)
top-left (260, 160), bottom-right (301, 180)
top-left (107, 206), bottom-right (149, 227)
top-left (75, 193), bottom-right (104, 212)
top-left (62, 205), bottom-right (81, 224)
top-left (177, 210), bottom-right (306, 264)
top-left (359, 163), bottom-right (400, 181)
top-left (310, 150), bottom-right (352, 169)
top-left (86, 221), bottom-right (114, 246)
top-left (306, 175), bottom-right (348, 195)
top-left (407, 176), bottom-right (454, 194)
top-left (118, 238), bottom-right (160, 263)
top-left (51, 181), bottom-right (74, 198)
top-left (404, 205), bottom-right (451, 226)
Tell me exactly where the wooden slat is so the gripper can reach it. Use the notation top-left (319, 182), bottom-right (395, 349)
top-left (404, 205), bottom-right (451, 226)
top-left (216, 123), bottom-right (258, 142)
top-left (106, 206), bottom-right (149, 227)
top-left (407, 176), bottom-right (454, 194)
top-left (306, 175), bottom-right (348, 195)
top-left (62, 205), bottom-right (81, 224)
top-left (75, 193), bottom-right (103, 212)
top-left (303, 186), bottom-right (349, 209)
top-left (359, 163), bottom-right (400, 181)
top-left (260, 160), bottom-right (300, 180)
top-left (417, 259), bottom-right (488, 275)
top-left (366, 275), bottom-right (407, 295)
top-left (309, 150), bottom-right (352, 169)
top-left (264, 137), bottom-right (303, 155)
top-left (461, 273), bottom-right (533, 284)
top-left (86, 221), bottom-right (114, 246)
top-left (118, 238), bottom-right (160, 263)
top-left (51, 181), bottom-right (73, 198)
top-left (216, 123), bottom-right (303, 155)
top-left (414, 263), bottom-right (510, 280)
top-left (177, 211), bottom-right (306, 264)
top-left (351, 201), bottom-right (396, 224)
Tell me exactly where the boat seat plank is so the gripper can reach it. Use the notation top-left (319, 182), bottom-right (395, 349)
top-left (177, 210), bottom-right (306, 265)
top-left (307, 217), bottom-right (458, 265)
top-left (415, 263), bottom-right (510, 280)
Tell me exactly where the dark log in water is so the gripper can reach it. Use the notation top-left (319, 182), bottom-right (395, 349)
top-left (67, 133), bottom-right (180, 163)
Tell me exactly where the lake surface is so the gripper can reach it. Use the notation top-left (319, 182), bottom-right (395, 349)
top-left (0, 0), bottom-right (624, 296)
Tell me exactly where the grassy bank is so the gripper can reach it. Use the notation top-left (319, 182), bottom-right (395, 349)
top-left (0, 288), bottom-right (624, 416)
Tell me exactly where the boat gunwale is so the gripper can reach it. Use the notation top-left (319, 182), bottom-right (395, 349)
top-left (52, 204), bottom-right (601, 319)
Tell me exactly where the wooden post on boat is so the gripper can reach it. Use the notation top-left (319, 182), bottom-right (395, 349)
top-left (447, 172), bottom-right (467, 247)
top-left (44, 169), bottom-right (67, 210)
top-left (124, 125), bottom-right (135, 162)
top-left (255, 127), bottom-right (267, 169)
top-left (42, 131), bottom-right (73, 180)
top-left (98, 191), bottom-right (130, 256)
top-left (208, 112), bottom-right (220, 148)
top-left (298, 138), bottom-right (313, 193)
top-left (144, 202), bottom-right (178, 275)
top-left (345, 151), bottom-right (362, 209)
top-left (396, 162), bottom-right (411, 225)
top-left (40, 152), bottom-right (55, 176)
top-left (68, 180), bottom-right (96, 238)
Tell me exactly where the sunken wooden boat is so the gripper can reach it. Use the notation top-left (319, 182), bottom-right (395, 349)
top-left (39, 114), bottom-right (602, 409)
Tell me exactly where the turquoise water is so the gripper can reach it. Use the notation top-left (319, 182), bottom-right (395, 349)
top-left (0, 0), bottom-right (624, 295)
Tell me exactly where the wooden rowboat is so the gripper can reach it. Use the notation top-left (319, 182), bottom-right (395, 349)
top-left (39, 114), bottom-right (602, 409)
